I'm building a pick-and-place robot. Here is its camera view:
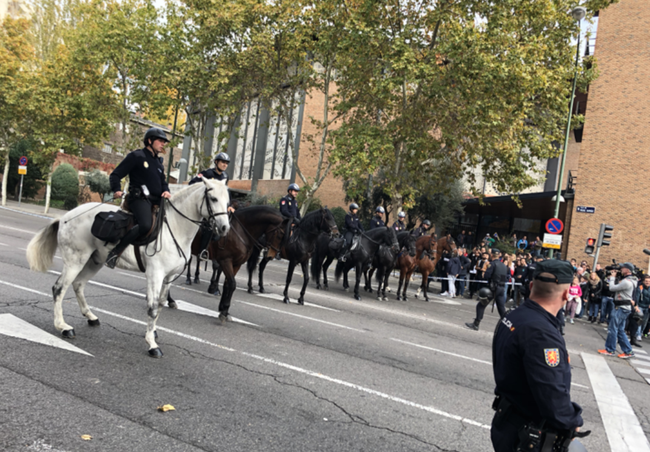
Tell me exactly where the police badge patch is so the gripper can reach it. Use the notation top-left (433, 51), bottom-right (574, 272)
top-left (544, 348), bottom-right (560, 367)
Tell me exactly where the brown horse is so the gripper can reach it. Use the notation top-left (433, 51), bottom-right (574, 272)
top-left (396, 234), bottom-right (431, 301)
top-left (413, 234), bottom-right (456, 301)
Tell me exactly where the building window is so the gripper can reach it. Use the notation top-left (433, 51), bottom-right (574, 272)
top-left (102, 143), bottom-right (112, 154)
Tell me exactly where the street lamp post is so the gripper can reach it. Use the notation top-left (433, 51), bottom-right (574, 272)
top-left (553, 6), bottom-right (587, 220)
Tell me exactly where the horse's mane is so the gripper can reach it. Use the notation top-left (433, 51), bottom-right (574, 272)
top-left (169, 180), bottom-right (226, 203)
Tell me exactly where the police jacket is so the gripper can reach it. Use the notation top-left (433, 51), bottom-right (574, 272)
top-left (189, 168), bottom-right (229, 185)
top-left (370, 216), bottom-right (385, 229)
top-left (279, 195), bottom-right (301, 220)
top-left (345, 213), bottom-right (364, 233)
top-left (484, 260), bottom-right (509, 287)
top-left (109, 148), bottom-right (169, 197)
top-left (493, 298), bottom-right (583, 431)
top-left (392, 220), bottom-right (405, 232)
top-left (410, 226), bottom-right (428, 238)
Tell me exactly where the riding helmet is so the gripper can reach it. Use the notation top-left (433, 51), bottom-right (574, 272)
top-left (375, 206), bottom-right (385, 214)
top-left (143, 127), bottom-right (169, 146)
top-left (398, 211), bottom-right (406, 218)
top-left (478, 287), bottom-right (493, 300)
top-left (349, 203), bottom-right (359, 211)
top-left (288, 183), bottom-right (300, 192)
top-left (422, 219), bottom-right (431, 227)
top-left (214, 152), bottom-right (230, 163)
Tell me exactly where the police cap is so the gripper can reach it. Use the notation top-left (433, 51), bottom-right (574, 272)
top-left (491, 248), bottom-right (501, 256)
top-left (533, 260), bottom-right (574, 284)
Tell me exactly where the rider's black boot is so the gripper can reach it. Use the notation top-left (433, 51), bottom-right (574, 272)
top-left (465, 319), bottom-right (480, 331)
top-left (106, 225), bottom-right (141, 269)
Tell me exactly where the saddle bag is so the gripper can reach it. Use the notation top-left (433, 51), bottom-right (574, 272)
top-left (91, 210), bottom-right (132, 243)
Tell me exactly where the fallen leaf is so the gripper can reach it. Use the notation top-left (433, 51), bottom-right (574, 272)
top-left (81, 435), bottom-right (92, 441)
top-left (157, 404), bottom-right (176, 412)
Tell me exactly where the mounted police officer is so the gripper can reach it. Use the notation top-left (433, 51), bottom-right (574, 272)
top-left (280, 183), bottom-right (301, 223)
top-left (106, 127), bottom-right (171, 268)
top-left (491, 259), bottom-right (587, 452)
top-left (411, 219), bottom-right (431, 238)
top-left (465, 249), bottom-right (508, 330)
top-left (369, 206), bottom-right (385, 229)
top-left (338, 202), bottom-right (364, 262)
top-left (189, 152), bottom-right (235, 259)
top-left (392, 211), bottom-right (406, 232)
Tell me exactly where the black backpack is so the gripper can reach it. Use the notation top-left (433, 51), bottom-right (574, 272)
top-left (91, 211), bottom-right (131, 243)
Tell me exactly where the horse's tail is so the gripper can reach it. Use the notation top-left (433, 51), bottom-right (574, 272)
top-left (311, 235), bottom-right (324, 281)
top-left (26, 220), bottom-right (60, 273)
top-left (335, 259), bottom-right (343, 282)
top-left (247, 245), bottom-right (262, 276)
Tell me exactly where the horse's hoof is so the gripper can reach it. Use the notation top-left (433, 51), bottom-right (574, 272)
top-left (403, 296), bottom-right (408, 301)
top-left (354, 295), bottom-right (361, 301)
top-left (218, 313), bottom-right (232, 324)
top-left (185, 278), bottom-right (192, 286)
top-left (248, 287), bottom-right (253, 294)
top-left (396, 296), bottom-right (401, 301)
top-left (167, 299), bottom-right (178, 309)
top-left (259, 287), bottom-right (265, 294)
top-left (344, 288), bottom-right (349, 292)
top-left (298, 299), bottom-right (304, 306)
top-left (283, 297), bottom-right (290, 304)
top-left (214, 290), bottom-right (221, 296)
top-left (316, 284), bottom-right (321, 290)
top-left (148, 348), bottom-right (163, 358)
top-left (194, 277), bottom-right (200, 284)
top-left (323, 285), bottom-right (329, 291)
top-left (62, 329), bottom-right (75, 339)
top-left (87, 319), bottom-right (100, 327)
top-left (382, 296), bottom-right (388, 302)
top-left (414, 294), bottom-right (419, 299)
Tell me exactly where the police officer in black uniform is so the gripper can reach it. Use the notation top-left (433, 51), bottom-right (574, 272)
top-left (411, 219), bottom-right (431, 238)
top-left (280, 183), bottom-right (301, 222)
top-left (491, 259), bottom-right (585, 452)
top-left (369, 206), bottom-right (385, 229)
top-left (465, 249), bottom-right (509, 330)
top-left (338, 203), bottom-right (364, 262)
top-left (106, 128), bottom-right (171, 268)
top-left (392, 211), bottom-right (406, 232)
top-left (189, 152), bottom-right (235, 259)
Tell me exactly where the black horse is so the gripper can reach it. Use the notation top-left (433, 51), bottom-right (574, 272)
top-left (366, 231), bottom-right (417, 301)
top-left (335, 227), bottom-right (399, 301)
top-left (247, 207), bottom-right (339, 304)
top-left (310, 233), bottom-right (345, 290)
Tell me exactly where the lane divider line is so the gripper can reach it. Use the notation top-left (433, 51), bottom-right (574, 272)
top-left (237, 300), bottom-right (365, 333)
top-left (0, 205), bottom-right (53, 220)
top-left (88, 305), bottom-right (490, 430)
top-left (582, 352), bottom-right (650, 452)
top-left (0, 280), bottom-right (50, 297)
top-left (391, 338), bottom-right (492, 365)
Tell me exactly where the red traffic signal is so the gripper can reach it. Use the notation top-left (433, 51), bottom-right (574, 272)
top-left (586, 238), bottom-right (596, 246)
top-left (585, 237), bottom-right (596, 255)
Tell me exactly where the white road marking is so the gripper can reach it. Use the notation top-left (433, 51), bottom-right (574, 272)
top-left (582, 352), bottom-right (650, 452)
top-left (237, 300), bottom-right (365, 333)
top-left (255, 292), bottom-right (340, 312)
top-left (27, 439), bottom-right (69, 452)
top-left (0, 313), bottom-right (92, 357)
top-left (635, 349), bottom-right (647, 354)
top-left (89, 305), bottom-right (490, 430)
top-left (0, 224), bottom-right (38, 233)
top-left (49, 271), bottom-right (252, 325)
top-left (0, 205), bottom-right (53, 220)
top-left (174, 300), bottom-right (259, 327)
top-left (0, 242), bottom-right (8, 246)
top-left (391, 337), bottom-right (589, 389)
top-left (636, 367), bottom-right (650, 375)
top-left (391, 338), bottom-right (492, 365)
top-left (0, 280), bottom-right (50, 297)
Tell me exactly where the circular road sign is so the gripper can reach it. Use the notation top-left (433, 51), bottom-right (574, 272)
top-left (19, 156), bottom-right (28, 166)
top-left (545, 218), bottom-right (564, 235)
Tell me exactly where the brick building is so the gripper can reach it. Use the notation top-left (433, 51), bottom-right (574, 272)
top-left (565, 0), bottom-right (650, 268)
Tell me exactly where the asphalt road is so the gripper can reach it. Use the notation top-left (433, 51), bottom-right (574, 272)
top-left (1, 206), bottom-right (649, 452)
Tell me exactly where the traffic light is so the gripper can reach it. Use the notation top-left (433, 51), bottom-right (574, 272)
top-left (597, 224), bottom-right (614, 247)
top-left (585, 237), bottom-right (596, 255)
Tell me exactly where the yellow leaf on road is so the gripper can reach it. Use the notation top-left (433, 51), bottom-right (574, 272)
top-left (157, 404), bottom-right (176, 412)
top-left (81, 435), bottom-right (92, 441)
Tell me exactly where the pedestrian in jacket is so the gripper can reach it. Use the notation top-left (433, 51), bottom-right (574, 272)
top-left (444, 251), bottom-right (462, 298)
top-left (586, 272), bottom-right (603, 323)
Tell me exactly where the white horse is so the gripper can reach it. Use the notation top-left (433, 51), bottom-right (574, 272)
top-left (26, 179), bottom-right (230, 357)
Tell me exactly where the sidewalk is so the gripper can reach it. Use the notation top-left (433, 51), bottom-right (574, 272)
top-left (0, 199), bottom-right (69, 219)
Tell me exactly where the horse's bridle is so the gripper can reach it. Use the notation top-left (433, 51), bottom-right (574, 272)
top-left (167, 187), bottom-right (228, 230)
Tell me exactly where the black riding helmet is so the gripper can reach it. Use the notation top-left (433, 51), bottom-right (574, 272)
top-left (214, 152), bottom-right (230, 163)
top-left (143, 127), bottom-right (169, 147)
top-left (422, 219), bottom-right (431, 227)
top-left (349, 203), bottom-right (359, 211)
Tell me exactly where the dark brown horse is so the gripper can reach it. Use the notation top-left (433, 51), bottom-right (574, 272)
top-left (192, 205), bottom-right (286, 320)
top-left (414, 234), bottom-right (456, 300)
top-left (395, 233), bottom-right (425, 301)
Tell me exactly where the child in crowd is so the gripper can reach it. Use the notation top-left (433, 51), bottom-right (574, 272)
top-left (566, 277), bottom-right (582, 324)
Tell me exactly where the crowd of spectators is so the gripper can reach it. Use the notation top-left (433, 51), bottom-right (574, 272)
top-left (439, 231), bottom-right (649, 357)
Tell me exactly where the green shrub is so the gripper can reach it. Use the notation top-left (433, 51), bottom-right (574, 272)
top-left (330, 206), bottom-right (346, 232)
top-left (51, 164), bottom-right (79, 202)
top-left (85, 169), bottom-right (111, 201)
top-left (63, 196), bottom-right (78, 210)
top-left (304, 196), bottom-right (322, 214)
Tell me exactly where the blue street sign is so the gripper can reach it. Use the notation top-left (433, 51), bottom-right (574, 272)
top-left (576, 206), bottom-right (596, 214)
top-left (545, 218), bottom-right (564, 235)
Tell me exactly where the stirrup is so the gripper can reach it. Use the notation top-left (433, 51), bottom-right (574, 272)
top-left (199, 249), bottom-right (210, 261)
top-left (105, 253), bottom-right (119, 269)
